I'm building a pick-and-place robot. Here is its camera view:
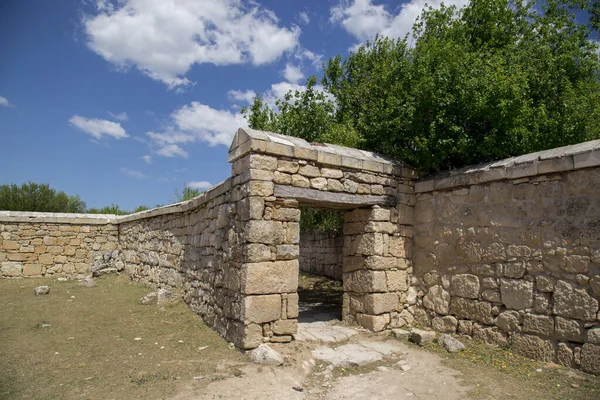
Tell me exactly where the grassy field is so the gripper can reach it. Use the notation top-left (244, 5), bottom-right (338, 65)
top-left (0, 275), bottom-right (245, 400)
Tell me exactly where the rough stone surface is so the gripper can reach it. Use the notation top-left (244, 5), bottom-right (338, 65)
top-left (439, 334), bottom-right (465, 353)
top-left (34, 286), bottom-right (50, 296)
top-left (581, 344), bottom-right (600, 374)
top-left (500, 279), bottom-right (534, 310)
top-left (510, 334), bottom-right (556, 363)
top-left (423, 285), bottom-right (450, 315)
top-left (553, 280), bottom-right (598, 321)
top-left (250, 344), bottom-right (284, 365)
top-left (410, 329), bottom-right (436, 346)
top-left (450, 274), bottom-right (480, 299)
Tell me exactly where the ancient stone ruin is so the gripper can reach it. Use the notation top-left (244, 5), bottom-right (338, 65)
top-left (1, 128), bottom-right (599, 374)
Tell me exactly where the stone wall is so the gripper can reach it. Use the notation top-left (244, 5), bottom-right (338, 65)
top-left (299, 230), bottom-right (343, 280)
top-left (0, 213), bottom-right (119, 277)
top-left (412, 141), bottom-right (600, 374)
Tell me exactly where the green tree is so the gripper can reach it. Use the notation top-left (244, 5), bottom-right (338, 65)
top-left (86, 204), bottom-right (129, 215)
top-left (174, 186), bottom-right (202, 202)
top-left (243, 0), bottom-right (600, 173)
top-left (0, 182), bottom-right (86, 213)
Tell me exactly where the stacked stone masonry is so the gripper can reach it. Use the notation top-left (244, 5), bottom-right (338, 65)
top-left (412, 140), bottom-right (600, 375)
top-left (299, 230), bottom-right (343, 280)
top-left (1, 129), bottom-right (599, 376)
top-left (0, 215), bottom-right (119, 278)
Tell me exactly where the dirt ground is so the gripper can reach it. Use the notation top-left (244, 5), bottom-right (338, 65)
top-left (1, 274), bottom-right (599, 400)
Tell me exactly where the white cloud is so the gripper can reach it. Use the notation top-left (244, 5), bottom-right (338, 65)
top-left (155, 144), bottom-right (190, 158)
top-left (120, 167), bottom-right (145, 179)
top-left (228, 89), bottom-right (256, 104)
top-left (146, 101), bottom-right (247, 157)
top-left (0, 96), bottom-right (13, 107)
top-left (283, 64), bottom-right (304, 83)
top-left (330, 0), bottom-right (468, 43)
top-left (69, 115), bottom-right (128, 140)
top-left (186, 181), bottom-right (212, 190)
top-left (83, 0), bottom-right (301, 89)
top-left (141, 155), bottom-right (152, 163)
top-left (108, 111), bottom-right (128, 121)
top-left (299, 12), bottom-right (310, 25)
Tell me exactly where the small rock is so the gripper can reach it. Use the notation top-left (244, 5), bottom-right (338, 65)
top-left (536, 368), bottom-right (543, 373)
top-left (250, 344), bottom-right (284, 365)
top-left (439, 334), bottom-right (465, 353)
top-left (57, 277), bottom-right (68, 282)
top-left (80, 277), bottom-right (96, 287)
top-left (140, 292), bottom-right (157, 304)
top-left (392, 329), bottom-right (411, 339)
top-left (93, 267), bottom-right (118, 277)
top-left (376, 366), bottom-right (388, 372)
top-left (193, 376), bottom-right (204, 380)
top-left (400, 365), bottom-right (411, 372)
top-left (134, 337), bottom-right (142, 341)
top-left (292, 386), bottom-right (304, 392)
top-left (198, 346), bottom-right (209, 351)
top-left (34, 286), bottom-right (50, 296)
top-left (41, 323), bottom-right (52, 328)
top-left (571, 383), bottom-right (580, 388)
top-left (409, 328), bottom-right (436, 346)
top-left (157, 288), bottom-right (179, 305)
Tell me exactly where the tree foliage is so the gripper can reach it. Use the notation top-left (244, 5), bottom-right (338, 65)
top-left (0, 182), bottom-right (86, 213)
top-left (243, 0), bottom-right (600, 173)
top-left (174, 186), bottom-right (202, 202)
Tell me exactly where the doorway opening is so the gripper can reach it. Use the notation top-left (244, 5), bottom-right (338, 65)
top-left (297, 207), bottom-right (344, 323)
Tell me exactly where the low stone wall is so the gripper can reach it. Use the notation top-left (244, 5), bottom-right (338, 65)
top-left (299, 230), bottom-right (343, 280)
top-left (0, 213), bottom-right (119, 277)
top-left (411, 141), bottom-right (600, 374)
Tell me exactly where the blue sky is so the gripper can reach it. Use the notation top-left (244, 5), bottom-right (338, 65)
top-left (0, 0), bottom-right (470, 210)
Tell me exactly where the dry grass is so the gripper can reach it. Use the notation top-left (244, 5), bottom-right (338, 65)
top-left (0, 275), bottom-right (245, 400)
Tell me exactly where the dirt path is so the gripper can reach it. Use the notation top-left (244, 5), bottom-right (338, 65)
top-left (171, 333), bottom-right (471, 400)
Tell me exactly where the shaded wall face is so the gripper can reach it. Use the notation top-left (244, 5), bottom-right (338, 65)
top-left (1, 222), bottom-right (119, 277)
top-left (412, 167), bottom-right (600, 374)
top-left (299, 230), bottom-right (343, 281)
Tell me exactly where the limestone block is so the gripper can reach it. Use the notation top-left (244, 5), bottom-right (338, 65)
top-left (431, 315), bottom-right (458, 333)
top-left (1, 261), bottom-right (23, 276)
top-left (357, 183), bottom-right (371, 194)
top-left (449, 298), bottom-right (494, 325)
top-left (327, 179), bottom-right (344, 192)
top-left (472, 325), bottom-right (509, 347)
top-left (364, 293), bottom-right (399, 314)
top-left (271, 207), bottom-right (300, 222)
top-left (291, 174), bottom-right (310, 188)
top-left (555, 317), bottom-right (584, 342)
top-left (590, 276), bottom-right (600, 297)
top-left (273, 171), bottom-right (292, 185)
top-left (495, 310), bottom-right (521, 333)
top-left (286, 222), bottom-right (300, 244)
top-left (389, 309), bottom-right (414, 328)
top-left (287, 293), bottom-right (299, 318)
top-left (386, 270), bottom-right (408, 292)
top-left (244, 244), bottom-right (272, 262)
top-left (355, 233), bottom-right (384, 256)
top-left (423, 285), bottom-right (451, 315)
top-left (456, 240), bottom-right (482, 263)
top-left (310, 177), bottom-right (328, 190)
top-left (588, 328), bottom-right (600, 344)
top-left (343, 180), bottom-right (359, 193)
top-left (410, 328), bottom-right (436, 345)
top-left (273, 319), bottom-right (298, 335)
top-left (356, 313), bottom-right (390, 332)
top-left (298, 164), bottom-right (320, 177)
top-left (581, 344), bottom-right (600, 375)
top-left (344, 270), bottom-right (387, 293)
top-left (553, 280), bottom-right (598, 321)
top-left (276, 245), bottom-right (299, 260)
top-left (556, 343), bottom-right (574, 368)
top-left (511, 334), bottom-right (556, 362)
top-left (277, 160), bottom-right (299, 174)
top-left (248, 181), bottom-right (274, 197)
top-left (321, 168), bottom-right (343, 179)
top-left (387, 236), bottom-right (411, 258)
top-left (36, 253), bottom-right (53, 265)
top-left (458, 320), bottom-right (473, 335)
top-left (2, 240), bottom-right (18, 250)
top-left (243, 324), bottom-right (264, 349)
top-left (245, 220), bottom-right (285, 244)
top-left (522, 314), bottom-right (554, 337)
top-left (23, 263), bottom-right (42, 276)
top-left (500, 279), bottom-right (534, 310)
top-left (249, 154), bottom-right (278, 171)
top-left (482, 289), bottom-right (501, 303)
top-left (241, 260), bottom-right (299, 294)
top-left (533, 293), bottom-right (550, 314)
top-left (450, 274), bottom-right (480, 299)
top-left (8, 253), bottom-right (37, 262)
top-left (503, 262), bottom-right (526, 279)
top-left (481, 243), bottom-right (506, 263)
top-left (363, 256), bottom-right (401, 271)
top-left (243, 294), bottom-right (282, 323)
top-left (536, 275), bottom-right (555, 292)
